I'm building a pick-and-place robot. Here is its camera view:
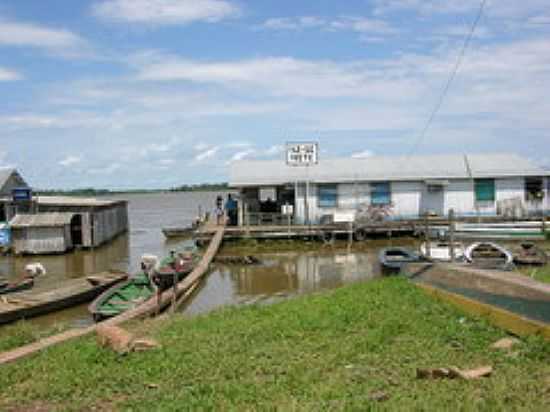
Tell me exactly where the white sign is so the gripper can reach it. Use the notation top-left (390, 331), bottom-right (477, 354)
top-left (281, 204), bottom-right (294, 216)
top-left (286, 142), bottom-right (318, 166)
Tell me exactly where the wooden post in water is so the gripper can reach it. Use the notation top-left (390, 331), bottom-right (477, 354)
top-left (448, 209), bottom-right (455, 263)
top-left (171, 271), bottom-right (177, 314)
top-left (156, 287), bottom-right (162, 316)
top-left (245, 202), bottom-right (250, 238)
top-left (424, 213), bottom-right (431, 258)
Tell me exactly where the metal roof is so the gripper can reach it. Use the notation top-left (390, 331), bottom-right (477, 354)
top-left (10, 213), bottom-right (75, 228)
top-left (229, 153), bottom-right (550, 187)
top-left (36, 196), bottom-right (126, 207)
top-left (0, 168), bottom-right (15, 187)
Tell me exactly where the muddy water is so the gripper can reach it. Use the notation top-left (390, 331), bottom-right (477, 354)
top-left (182, 251), bottom-right (381, 316)
top-left (0, 192), bottom-right (384, 331)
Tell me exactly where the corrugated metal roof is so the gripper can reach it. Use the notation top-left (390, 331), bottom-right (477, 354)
top-left (229, 153), bottom-right (550, 187)
top-left (36, 196), bottom-right (126, 207)
top-left (9, 213), bottom-right (75, 228)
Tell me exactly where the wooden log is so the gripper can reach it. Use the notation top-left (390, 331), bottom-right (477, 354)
top-left (96, 325), bottom-right (134, 354)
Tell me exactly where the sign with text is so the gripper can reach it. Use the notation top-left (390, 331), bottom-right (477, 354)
top-left (286, 142), bottom-right (318, 166)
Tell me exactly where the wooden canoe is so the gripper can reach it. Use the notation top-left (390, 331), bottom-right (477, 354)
top-left (0, 272), bottom-right (128, 325)
top-left (0, 277), bottom-right (34, 295)
top-left (89, 272), bottom-right (156, 322)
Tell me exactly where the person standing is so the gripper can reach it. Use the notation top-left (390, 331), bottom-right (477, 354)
top-left (225, 194), bottom-right (238, 226)
top-left (215, 195), bottom-right (224, 225)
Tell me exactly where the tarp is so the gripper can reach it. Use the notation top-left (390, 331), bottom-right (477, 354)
top-left (0, 224), bottom-right (10, 246)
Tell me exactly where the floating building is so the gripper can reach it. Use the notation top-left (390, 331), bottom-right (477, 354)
top-left (0, 168), bottom-right (128, 254)
top-left (229, 153), bottom-right (550, 225)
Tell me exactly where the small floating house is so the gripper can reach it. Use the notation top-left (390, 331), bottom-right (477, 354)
top-left (229, 153), bottom-right (550, 225)
top-left (1, 168), bottom-right (129, 254)
top-left (9, 197), bottom-right (128, 255)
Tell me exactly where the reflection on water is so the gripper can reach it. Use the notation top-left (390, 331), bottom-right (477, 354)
top-left (0, 192), bottom-right (223, 284)
top-left (182, 252), bottom-right (379, 316)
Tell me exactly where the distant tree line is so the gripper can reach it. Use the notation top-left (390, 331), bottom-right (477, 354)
top-left (35, 183), bottom-right (229, 196)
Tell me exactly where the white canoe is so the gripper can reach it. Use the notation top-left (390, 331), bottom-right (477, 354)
top-left (420, 242), bottom-right (465, 261)
top-left (464, 242), bottom-right (514, 269)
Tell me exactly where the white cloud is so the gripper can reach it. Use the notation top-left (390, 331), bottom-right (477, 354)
top-left (58, 155), bottom-right (82, 167)
top-left (136, 56), bottom-right (424, 99)
top-left (264, 145), bottom-right (283, 156)
top-left (0, 67), bottom-right (21, 81)
top-left (226, 148), bottom-right (255, 164)
top-left (374, 0), bottom-right (550, 19)
top-left (93, 0), bottom-right (240, 25)
top-left (260, 15), bottom-right (397, 35)
top-left (194, 146), bottom-right (219, 162)
top-left (262, 16), bottom-right (325, 31)
top-left (88, 163), bottom-right (121, 175)
top-left (0, 19), bottom-right (84, 50)
top-left (351, 150), bottom-right (374, 159)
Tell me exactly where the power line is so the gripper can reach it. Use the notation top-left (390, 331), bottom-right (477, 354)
top-left (407, 0), bottom-right (488, 157)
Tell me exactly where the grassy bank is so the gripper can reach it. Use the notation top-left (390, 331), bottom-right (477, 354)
top-left (1, 278), bottom-right (549, 411)
top-left (518, 265), bottom-right (550, 284)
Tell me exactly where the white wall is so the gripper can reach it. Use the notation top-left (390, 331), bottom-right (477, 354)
top-left (391, 181), bottom-right (422, 218)
top-left (290, 176), bottom-right (546, 223)
top-left (444, 180), bottom-right (474, 216)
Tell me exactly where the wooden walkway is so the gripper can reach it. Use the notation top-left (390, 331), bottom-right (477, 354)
top-left (0, 226), bottom-right (225, 365)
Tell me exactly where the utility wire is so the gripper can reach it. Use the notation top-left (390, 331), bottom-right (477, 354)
top-left (407, 0), bottom-right (488, 157)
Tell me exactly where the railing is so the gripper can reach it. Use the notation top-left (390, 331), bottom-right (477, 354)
top-left (244, 212), bottom-right (294, 226)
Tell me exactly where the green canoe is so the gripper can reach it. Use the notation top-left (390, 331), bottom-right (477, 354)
top-left (88, 271), bottom-right (156, 322)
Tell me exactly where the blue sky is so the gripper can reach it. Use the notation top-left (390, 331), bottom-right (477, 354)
top-left (1, 0), bottom-right (549, 189)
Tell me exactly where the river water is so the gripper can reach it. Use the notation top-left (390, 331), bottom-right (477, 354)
top-left (1, 192), bottom-right (548, 332)
top-left (0, 192), bottom-right (382, 331)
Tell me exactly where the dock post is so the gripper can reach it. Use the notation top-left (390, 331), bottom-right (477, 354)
top-left (245, 203), bottom-right (250, 238)
top-left (156, 288), bottom-right (161, 316)
top-left (171, 271), bottom-right (177, 314)
top-left (449, 209), bottom-right (455, 262)
top-left (348, 221), bottom-right (353, 252)
top-left (424, 213), bottom-right (431, 258)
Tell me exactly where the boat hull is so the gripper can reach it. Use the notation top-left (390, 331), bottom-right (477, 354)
top-left (0, 278), bottom-right (34, 295)
top-left (0, 272), bottom-right (127, 325)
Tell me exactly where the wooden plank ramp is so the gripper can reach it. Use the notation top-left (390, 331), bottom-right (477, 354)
top-left (0, 226), bottom-right (225, 365)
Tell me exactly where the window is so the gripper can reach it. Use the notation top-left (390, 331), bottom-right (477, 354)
top-left (525, 177), bottom-right (544, 202)
top-left (474, 179), bottom-right (495, 202)
top-left (371, 182), bottom-right (391, 205)
top-left (318, 184), bottom-right (338, 208)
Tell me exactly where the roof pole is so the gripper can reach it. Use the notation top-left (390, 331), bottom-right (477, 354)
top-left (464, 154), bottom-right (480, 222)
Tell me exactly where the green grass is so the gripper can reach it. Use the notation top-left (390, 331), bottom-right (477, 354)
top-left (0, 321), bottom-right (70, 353)
top-left (0, 278), bottom-right (549, 411)
top-left (518, 265), bottom-right (550, 284)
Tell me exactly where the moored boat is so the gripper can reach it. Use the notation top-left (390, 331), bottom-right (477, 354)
top-left (89, 271), bottom-right (156, 322)
top-left (90, 245), bottom-right (199, 321)
top-left (379, 247), bottom-right (422, 274)
top-left (0, 272), bottom-right (127, 325)
top-left (0, 277), bottom-right (34, 295)
top-left (464, 242), bottom-right (514, 270)
top-left (512, 242), bottom-right (548, 266)
top-left (420, 242), bottom-right (465, 261)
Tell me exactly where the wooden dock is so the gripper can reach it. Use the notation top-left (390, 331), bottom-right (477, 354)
top-left (164, 216), bottom-right (548, 242)
top-left (0, 226), bottom-right (225, 365)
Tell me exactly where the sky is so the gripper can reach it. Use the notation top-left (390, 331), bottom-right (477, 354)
top-left (0, 0), bottom-right (549, 189)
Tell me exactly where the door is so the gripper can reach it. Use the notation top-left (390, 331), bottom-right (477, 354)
top-left (421, 184), bottom-right (445, 216)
